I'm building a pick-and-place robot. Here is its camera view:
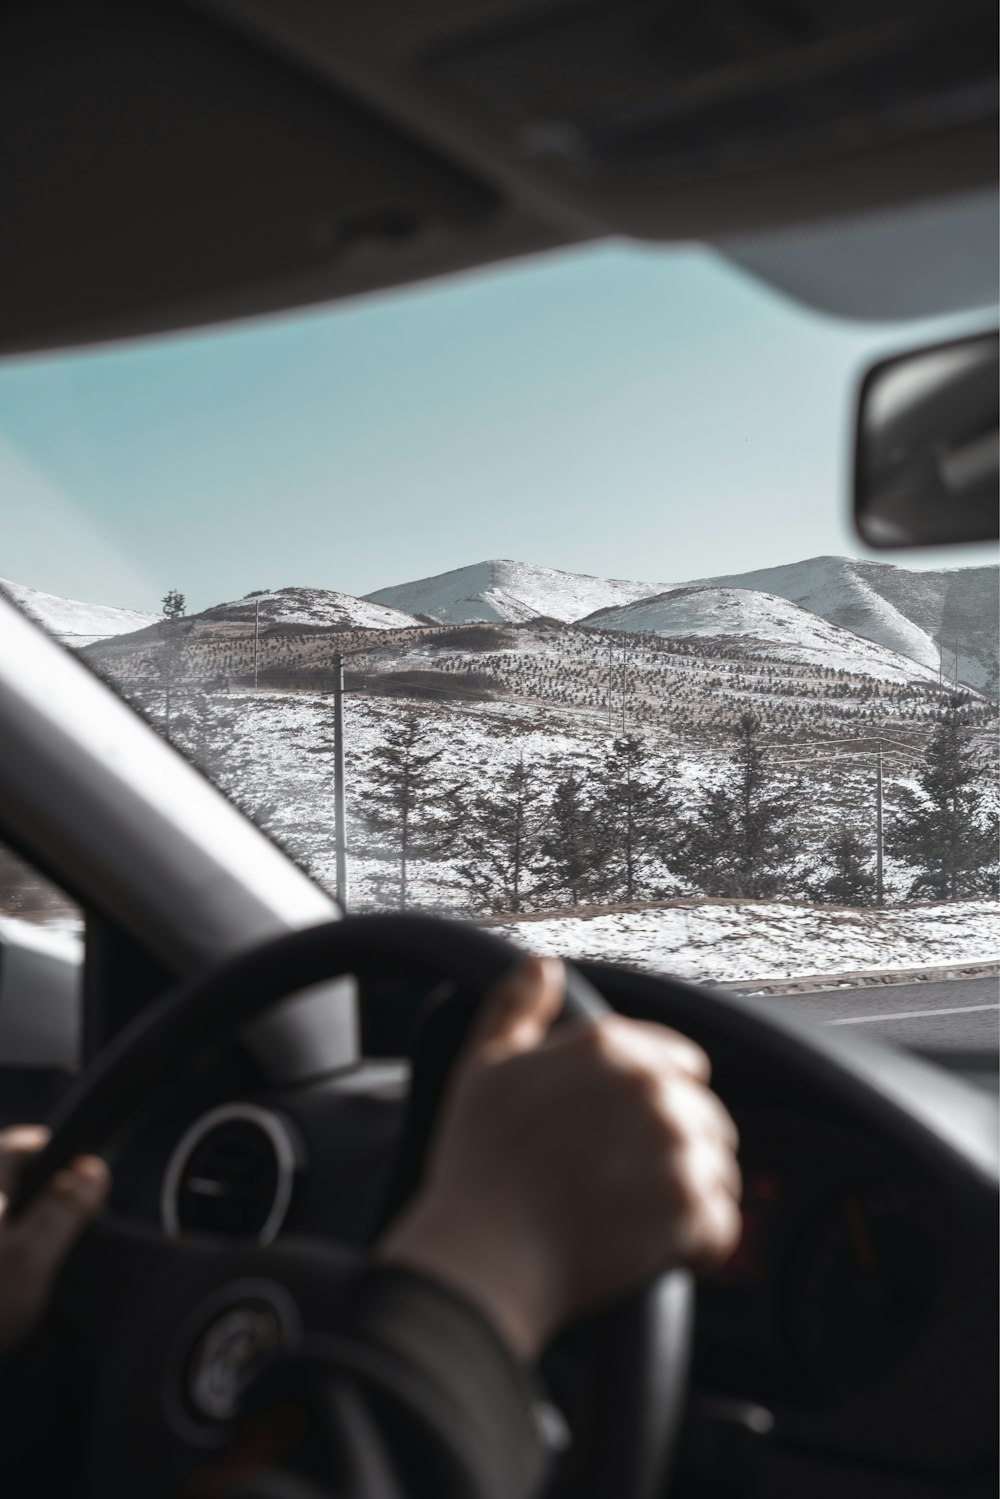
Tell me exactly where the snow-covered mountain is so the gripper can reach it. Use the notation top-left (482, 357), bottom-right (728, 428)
top-left (690, 556), bottom-right (998, 695)
top-left (199, 587), bottom-right (418, 632)
top-left (582, 586), bottom-right (941, 684)
top-left (365, 560), bottom-right (668, 625)
top-left (367, 555), bottom-right (998, 694)
top-left (0, 578), bottom-right (418, 650)
top-left (10, 555), bottom-right (998, 693)
top-left (0, 577), bottom-right (158, 646)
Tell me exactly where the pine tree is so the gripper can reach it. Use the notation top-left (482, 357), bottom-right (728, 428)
top-left (669, 711), bottom-right (798, 898)
top-left (448, 757), bottom-right (543, 914)
top-left (809, 826), bottom-right (877, 905)
top-left (161, 589), bottom-right (186, 619)
top-left (362, 710), bottom-right (447, 910)
top-left (590, 734), bottom-right (673, 902)
top-left (886, 695), bottom-right (998, 898)
top-left (537, 767), bottom-right (601, 907)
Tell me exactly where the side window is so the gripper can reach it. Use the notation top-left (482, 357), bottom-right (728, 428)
top-left (0, 840), bottom-right (80, 931)
top-left (0, 839), bottom-right (81, 1076)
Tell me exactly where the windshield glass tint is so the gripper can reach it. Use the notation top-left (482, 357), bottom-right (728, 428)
top-left (1, 243), bottom-right (997, 1055)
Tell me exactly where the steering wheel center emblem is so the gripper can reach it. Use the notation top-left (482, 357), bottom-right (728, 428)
top-left (165, 1279), bottom-right (300, 1442)
top-left (186, 1300), bottom-right (284, 1421)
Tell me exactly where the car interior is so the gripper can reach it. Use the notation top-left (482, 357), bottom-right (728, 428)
top-left (0, 3), bottom-right (997, 1497)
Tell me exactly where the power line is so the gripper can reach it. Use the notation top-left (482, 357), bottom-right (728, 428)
top-left (767, 751), bottom-right (913, 769)
top-left (786, 731), bottom-right (925, 744)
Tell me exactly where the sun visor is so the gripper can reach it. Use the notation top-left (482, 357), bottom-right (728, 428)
top-left (0, 0), bottom-right (507, 355)
top-left (2, 0), bottom-right (996, 349)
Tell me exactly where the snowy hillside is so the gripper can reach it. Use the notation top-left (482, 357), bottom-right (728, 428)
top-left (88, 608), bottom-right (974, 733)
top-left (581, 586), bottom-right (942, 685)
top-left (365, 559), bottom-right (668, 625)
top-left (0, 577), bottom-right (157, 646)
top-left (17, 555), bottom-right (995, 690)
top-left (200, 587), bottom-right (418, 632)
top-left (852, 560), bottom-right (999, 698)
top-left (365, 555), bottom-right (998, 693)
top-left (117, 680), bottom-right (994, 922)
top-left (692, 556), bottom-right (998, 695)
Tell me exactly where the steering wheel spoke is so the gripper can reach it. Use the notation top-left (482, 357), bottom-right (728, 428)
top-left (56, 1211), bottom-right (181, 1342)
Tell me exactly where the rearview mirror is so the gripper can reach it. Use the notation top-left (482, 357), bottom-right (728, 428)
top-left (853, 331), bottom-right (998, 548)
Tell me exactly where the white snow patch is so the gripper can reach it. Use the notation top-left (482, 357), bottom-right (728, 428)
top-left (366, 560), bottom-right (669, 625)
top-left (583, 586), bottom-right (942, 685)
top-left (486, 901), bottom-right (1000, 983)
top-left (687, 555), bottom-right (1000, 693)
top-left (1, 577), bottom-right (158, 646)
top-left (694, 557), bottom-right (942, 672)
top-left (204, 587), bottom-right (418, 631)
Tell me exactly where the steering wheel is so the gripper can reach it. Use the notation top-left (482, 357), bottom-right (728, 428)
top-left (10, 914), bottom-right (693, 1499)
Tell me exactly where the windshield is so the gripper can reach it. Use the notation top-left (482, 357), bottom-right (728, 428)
top-left (2, 243), bottom-right (997, 1056)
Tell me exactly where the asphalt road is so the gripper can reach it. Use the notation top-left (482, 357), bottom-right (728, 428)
top-left (745, 976), bottom-right (1000, 1056)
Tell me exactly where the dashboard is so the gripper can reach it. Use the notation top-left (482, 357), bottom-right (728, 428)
top-left (695, 1101), bottom-right (996, 1482)
top-left (0, 954), bottom-right (996, 1498)
top-left (91, 1053), bottom-right (997, 1495)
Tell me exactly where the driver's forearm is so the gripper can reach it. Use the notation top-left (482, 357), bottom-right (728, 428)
top-left (380, 1194), bottom-right (561, 1362)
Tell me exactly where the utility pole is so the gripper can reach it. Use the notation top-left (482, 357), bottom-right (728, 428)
top-left (253, 596), bottom-right (260, 693)
top-left (332, 649), bottom-right (348, 907)
top-left (323, 643), bottom-right (378, 910)
top-left (875, 736), bottom-right (884, 907)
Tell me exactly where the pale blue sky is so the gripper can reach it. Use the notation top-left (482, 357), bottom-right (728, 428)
top-left (1, 240), bottom-right (996, 614)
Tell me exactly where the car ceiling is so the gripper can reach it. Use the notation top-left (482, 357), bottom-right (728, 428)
top-left (1, 0), bottom-right (996, 355)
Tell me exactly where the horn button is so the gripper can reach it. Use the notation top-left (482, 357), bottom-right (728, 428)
top-left (165, 1280), bottom-right (299, 1439)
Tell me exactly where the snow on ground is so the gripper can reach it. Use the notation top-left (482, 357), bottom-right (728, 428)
top-left (1, 577), bottom-right (158, 645)
top-left (366, 559), bottom-right (669, 625)
top-left (218, 689), bottom-right (609, 907)
top-left (582, 587), bottom-right (942, 685)
top-left (205, 688), bottom-right (958, 917)
top-left (201, 587), bottom-right (418, 631)
top-left (486, 901), bottom-right (1000, 983)
top-left (0, 914), bottom-right (83, 953)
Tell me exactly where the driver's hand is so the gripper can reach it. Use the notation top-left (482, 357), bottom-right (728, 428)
top-left (0, 1125), bottom-right (110, 1355)
top-left (381, 957), bottom-right (741, 1361)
